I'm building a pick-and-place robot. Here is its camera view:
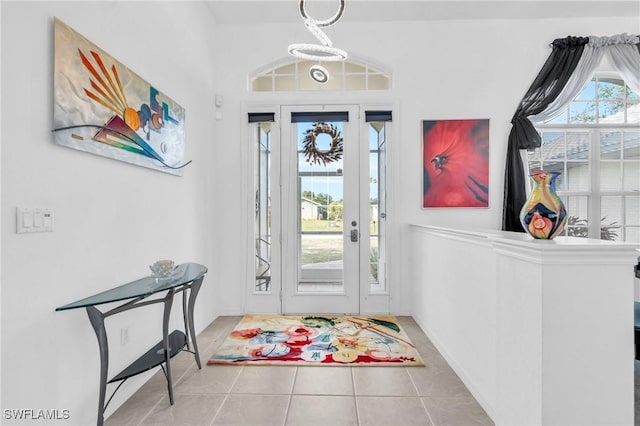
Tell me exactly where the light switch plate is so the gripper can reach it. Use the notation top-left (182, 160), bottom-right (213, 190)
top-left (17, 207), bottom-right (53, 233)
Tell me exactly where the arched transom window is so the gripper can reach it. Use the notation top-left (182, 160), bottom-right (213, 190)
top-left (250, 58), bottom-right (391, 92)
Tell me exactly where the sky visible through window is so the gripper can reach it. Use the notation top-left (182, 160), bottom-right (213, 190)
top-left (298, 122), bottom-right (380, 202)
top-left (543, 77), bottom-right (639, 125)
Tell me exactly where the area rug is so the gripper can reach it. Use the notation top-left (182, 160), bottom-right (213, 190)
top-left (207, 314), bottom-right (424, 366)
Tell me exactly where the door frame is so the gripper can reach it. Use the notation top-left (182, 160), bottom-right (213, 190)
top-left (280, 104), bottom-right (362, 314)
top-left (242, 101), bottom-right (396, 315)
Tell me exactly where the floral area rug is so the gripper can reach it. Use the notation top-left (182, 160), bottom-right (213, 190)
top-left (207, 314), bottom-right (424, 366)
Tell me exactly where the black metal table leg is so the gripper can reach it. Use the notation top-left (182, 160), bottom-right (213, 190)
top-left (161, 289), bottom-right (176, 405)
top-left (187, 277), bottom-right (204, 369)
top-left (86, 306), bottom-right (108, 426)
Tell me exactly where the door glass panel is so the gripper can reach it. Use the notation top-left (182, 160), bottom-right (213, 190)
top-left (369, 122), bottom-right (386, 293)
top-left (254, 123), bottom-right (272, 293)
top-left (297, 121), bottom-right (345, 293)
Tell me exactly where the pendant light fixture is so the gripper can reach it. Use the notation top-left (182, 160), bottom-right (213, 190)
top-left (288, 0), bottom-right (347, 83)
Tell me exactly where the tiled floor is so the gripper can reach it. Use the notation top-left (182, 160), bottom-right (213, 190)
top-left (105, 316), bottom-right (494, 425)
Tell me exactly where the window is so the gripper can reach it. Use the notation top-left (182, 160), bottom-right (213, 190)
top-left (253, 120), bottom-right (272, 292)
top-left (368, 119), bottom-right (388, 292)
top-left (250, 58), bottom-right (391, 92)
top-left (530, 75), bottom-right (640, 242)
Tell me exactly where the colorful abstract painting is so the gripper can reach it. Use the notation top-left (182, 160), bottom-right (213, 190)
top-left (208, 315), bottom-right (424, 366)
top-left (53, 18), bottom-right (187, 176)
top-left (422, 119), bottom-right (489, 208)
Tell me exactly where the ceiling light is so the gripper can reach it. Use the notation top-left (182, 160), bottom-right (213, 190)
top-left (304, 18), bottom-right (332, 46)
top-left (309, 65), bottom-right (329, 84)
top-left (288, 0), bottom-right (347, 83)
top-left (299, 0), bottom-right (344, 27)
top-left (288, 44), bottom-right (347, 62)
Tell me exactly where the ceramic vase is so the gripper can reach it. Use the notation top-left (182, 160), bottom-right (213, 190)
top-left (519, 170), bottom-right (567, 239)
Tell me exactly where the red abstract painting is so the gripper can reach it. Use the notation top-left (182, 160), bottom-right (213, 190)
top-left (422, 119), bottom-right (489, 208)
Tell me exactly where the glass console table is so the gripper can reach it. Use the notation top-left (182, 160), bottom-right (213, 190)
top-left (56, 262), bottom-right (208, 426)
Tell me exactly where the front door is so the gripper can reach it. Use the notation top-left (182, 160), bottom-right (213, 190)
top-left (280, 105), bottom-right (366, 314)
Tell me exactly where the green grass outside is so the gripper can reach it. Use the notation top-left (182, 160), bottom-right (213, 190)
top-left (300, 220), bottom-right (379, 233)
top-left (301, 220), bottom-right (378, 265)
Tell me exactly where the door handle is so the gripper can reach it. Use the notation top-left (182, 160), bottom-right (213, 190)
top-left (350, 229), bottom-right (359, 242)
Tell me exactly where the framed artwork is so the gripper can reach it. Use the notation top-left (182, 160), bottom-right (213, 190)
top-left (422, 119), bottom-right (489, 208)
top-left (52, 17), bottom-right (188, 176)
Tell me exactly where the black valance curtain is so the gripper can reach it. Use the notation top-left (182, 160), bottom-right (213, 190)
top-left (501, 36), bottom-right (589, 232)
top-left (291, 111), bottom-right (349, 122)
top-left (248, 112), bottom-right (275, 123)
top-left (365, 110), bottom-right (392, 122)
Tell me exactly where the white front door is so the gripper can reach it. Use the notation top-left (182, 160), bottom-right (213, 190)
top-left (280, 105), bottom-right (365, 314)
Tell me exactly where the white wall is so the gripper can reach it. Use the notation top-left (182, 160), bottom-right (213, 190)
top-left (212, 14), bottom-right (639, 315)
top-left (1, 2), bottom-right (218, 423)
top-left (409, 226), bottom-right (497, 416)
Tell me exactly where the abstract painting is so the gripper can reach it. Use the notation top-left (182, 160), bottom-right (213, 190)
top-left (422, 119), bottom-right (489, 207)
top-left (208, 315), bottom-right (424, 366)
top-left (53, 18), bottom-right (188, 176)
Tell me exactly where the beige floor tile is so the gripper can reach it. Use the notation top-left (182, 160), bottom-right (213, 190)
top-left (105, 391), bottom-right (163, 426)
top-left (400, 332), bottom-right (433, 350)
top-left (422, 396), bottom-right (493, 425)
top-left (199, 338), bottom-right (221, 355)
top-left (101, 317), bottom-right (512, 426)
top-left (231, 366), bottom-right (297, 394)
top-left (396, 318), bottom-right (425, 336)
top-left (413, 344), bottom-right (450, 366)
top-left (188, 340), bottom-right (221, 367)
top-left (136, 365), bottom-right (192, 395)
top-left (407, 364), bottom-right (471, 398)
top-left (174, 364), bottom-right (243, 394)
top-left (356, 396), bottom-right (432, 426)
top-left (198, 332), bottom-right (242, 356)
top-left (212, 394), bottom-right (290, 426)
top-left (285, 395), bottom-right (358, 426)
top-left (396, 319), bottom-right (450, 367)
top-left (352, 367), bottom-right (417, 396)
top-left (169, 332), bottom-right (226, 368)
top-left (293, 367), bottom-right (354, 395)
top-left (171, 346), bottom-right (205, 367)
top-left (198, 317), bottom-right (243, 341)
top-left (140, 394), bottom-right (225, 425)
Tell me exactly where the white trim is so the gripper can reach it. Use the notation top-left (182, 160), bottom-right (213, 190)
top-left (244, 101), bottom-right (397, 314)
top-left (248, 54), bottom-right (393, 92)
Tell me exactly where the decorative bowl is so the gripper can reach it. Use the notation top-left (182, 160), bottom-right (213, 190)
top-left (150, 259), bottom-right (175, 278)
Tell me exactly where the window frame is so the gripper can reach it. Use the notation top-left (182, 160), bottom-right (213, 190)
top-left (249, 57), bottom-right (392, 92)
top-left (531, 73), bottom-right (640, 242)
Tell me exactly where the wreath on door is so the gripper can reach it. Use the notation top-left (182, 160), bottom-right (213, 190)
top-left (302, 122), bottom-right (343, 165)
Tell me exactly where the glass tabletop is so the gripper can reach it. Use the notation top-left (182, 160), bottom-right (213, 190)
top-left (56, 263), bottom-right (208, 311)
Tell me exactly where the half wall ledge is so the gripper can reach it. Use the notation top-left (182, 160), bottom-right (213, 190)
top-left (408, 224), bottom-right (640, 425)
